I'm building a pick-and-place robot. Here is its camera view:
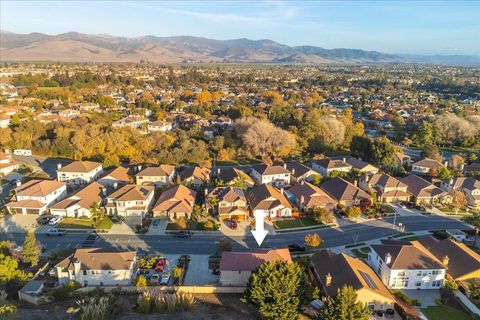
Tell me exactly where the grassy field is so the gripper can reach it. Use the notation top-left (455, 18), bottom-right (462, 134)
top-left (273, 217), bottom-right (322, 229)
top-left (57, 217), bottom-right (113, 229)
top-left (421, 306), bottom-right (472, 320)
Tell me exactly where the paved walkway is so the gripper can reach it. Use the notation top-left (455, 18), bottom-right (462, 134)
top-left (454, 290), bottom-right (480, 315)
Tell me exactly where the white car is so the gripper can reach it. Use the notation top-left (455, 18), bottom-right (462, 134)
top-left (160, 273), bottom-right (170, 286)
top-left (48, 216), bottom-right (62, 225)
top-left (46, 228), bottom-right (66, 236)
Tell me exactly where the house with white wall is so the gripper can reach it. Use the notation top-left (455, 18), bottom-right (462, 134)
top-left (6, 179), bottom-right (67, 215)
top-left (49, 182), bottom-right (105, 218)
top-left (311, 158), bottom-right (352, 176)
top-left (368, 242), bottom-right (446, 290)
top-left (55, 248), bottom-right (137, 287)
top-left (57, 161), bottom-right (103, 187)
top-left (104, 184), bottom-right (154, 217)
top-left (247, 184), bottom-right (292, 218)
top-left (441, 177), bottom-right (480, 208)
top-left (250, 164), bottom-right (291, 187)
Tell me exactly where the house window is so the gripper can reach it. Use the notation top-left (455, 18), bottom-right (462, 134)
top-left (415, 282), bottom-right (421, 287)
top-left (83, 270), bottom-right (87, 275)
top-left (417, 271), bottom-right (422, 276)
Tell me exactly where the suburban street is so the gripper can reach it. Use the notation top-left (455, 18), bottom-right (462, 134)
top-left (0, 215), bottom-right (470, 255)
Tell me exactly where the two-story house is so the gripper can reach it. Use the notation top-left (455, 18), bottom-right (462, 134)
top-left (411, 158), bottom-right (446, 177)
top-left (285, 161), bottom-right (320, 183)
top-left (311, 158), bottom-right (352, 176)
top-left (49, 182), bottom-right (105, 218)
top-left (368, 241), bottom-right (446, 290)
top-left (6, 179), bottom-right (67, 215)
top-left (320, 177), bottom-right (372, 208)
top-left (441, 177), bottom-right (480, 208)
top-left (0, 152), bottom-right (19, 176)
top-left (250, 164), bottom-right (291, 187)
top-left (97, 166), bottom-right (131, 187)
top-left (287, 181), bottom-right (336, 212)
top-left (247, 184), bottom-right (292, 218)
top-left (56, 161), bottom-right (103, 188)
top-left (214, 167), bottom-right (255, 189)
top-left (310, 250), bottom-right (394, 313)
top-left (206, 186), bottom-right (248, 221)
top-left (345, 158), bottom-right (379, 175)
top-left (400, 174), bottom-right (447, 205)
top-left (104, 184), bottom-right (155, 217)
top-left (152, 185), bottom-right (196, 220)
top-left (179, 166), bottom-right (211, 188)
top-left (54, 248), bottom-right (137, 287)
top-left (359, 173), bottom-right (410, 203)
top-left (135, 165), bottom-right (176, 187)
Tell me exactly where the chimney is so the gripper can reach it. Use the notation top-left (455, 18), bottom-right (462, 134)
top-left (283, 163), bottom-right (287, 169)
top-left (449, 178), bottom-right (453, 186)
top-left (353, 180), bottom-right (358, 187)
top-left (342, 157), bottom-right (347, 163)
top-left (291, 168), bottom-right (295, 175)
top-left (300, 180), bottom-right (304, 186)
top-left (137, 165), bottom-right (142, 172)
top-left (459, 163), bottom-right (465, 170)
top-left (325, 273), bottom-right (332, 287)
top-left (4, 149), bottom-right (9, 154)
top-left (444, 161), bottom-right (449, 167)
top-left (442, 255), bottom-right (449, 266)
top-left (385, 252), bottom-right (392, 265)
top-left (217, 168), bottom-right (221, 176)
top-left (102, 187), bottom-right (107, 196)
top-left (300, 195), bottom-right (305, 206)
top-left (113, 182), bottom-right (118, 189)
top-left (204, 188), bottom-right (208, 196)
top-left (280, 187), bottom-right (284, 195)
top-left (57, 163), bottom-right (62, 170)
top-left (15, 180), bottom-right (21, 187)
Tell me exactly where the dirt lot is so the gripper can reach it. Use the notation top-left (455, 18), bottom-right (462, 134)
top-left (14, 293), bottom-right (262, 320)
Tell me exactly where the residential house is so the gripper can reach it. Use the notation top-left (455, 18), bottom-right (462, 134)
top-left (359, 173), bottom-right (410, 203)
top-left (56, 161), bottom-right (103, 187)
top-left (320, 177), bottom-right (372, 208)
top-left (287, 181), bottom-right (336, 212)
top-left (148, 120), bottom-right (173, 133)
top-left (285, 161), bottom-right (320, 183)
top-left (345, 158), bottom-right (379, 175)
top-left (441, 177), bottom-right (480, 208)
top-left (418, 237), bottom-right (480, 291)
top-left (55, 248), bottom-right (137, 287)
top-left (0, 114), bottom-right (10, 128)
top-left (400, 174), bottom-right (447, 205)
top-left (49, 182), bottom-right (105, 218)
top-left (368, 241), bottom-right (446, 290)
top-left (112, 116), bottom-right (149, 129)
top-left (98, 166), bottom-right (131, 187)
top-left (135, 165), bottom-right (176, 187)
top-left (219, 249), bottom-right (292, 286)
top-left (214, 167), bottom-right (255, 188)
top-left (250, 164), bottom-right (291, 187)
top-left (247, 184), bottom-right (292, 218)
top-left (310, 250), bottom-right (394, 312)
top-left (152, 185), bottom-right (196, 220)
top-left (411, 158), bottom-right (446, 177)
top-left (464, 163), bottom-right (480, 178)
top-left (395, 152), bottom-right (412, 170)
top-left (179, 166), bottom-right (211, 188)
top-left (311, 158), bottom-right (352, 176)
top-left (0, 152), bottom-right (19, 175)
top-left (105, 184), bottom-right (155, 217)
top-left (206, 186), bottom-right (248, 221)
top-left (6, 179), bottom-right (67, 215)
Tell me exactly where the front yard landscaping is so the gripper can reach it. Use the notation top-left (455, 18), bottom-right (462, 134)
top-left (166, 219), bottom-right (220, 231)
top-left (421, 306), bottom-right (471, 320)
top-left (351, 246), bottom-right (371, 259)
top-left (57, 216), bottom-right (113, 230)
top-left (273, 217), bottom-right (322, 229)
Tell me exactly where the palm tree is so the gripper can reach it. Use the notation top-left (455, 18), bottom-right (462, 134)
top-left (90, 202), bottom-right (104, 226)
top-left (465, 212), bottom-right (480, 246)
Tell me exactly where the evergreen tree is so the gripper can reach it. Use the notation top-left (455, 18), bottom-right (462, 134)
top-left (243, 261), bottom-right (307, 320)
top-left (21, 231), bottom-right (40, 267)
top-left (317, 285), bottom-right (371, 320)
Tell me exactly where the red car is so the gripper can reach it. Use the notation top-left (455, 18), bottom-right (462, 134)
top-left (155, 258), bottom-right (167, 272)
top-left (231, 219), bottom-right (237, 230)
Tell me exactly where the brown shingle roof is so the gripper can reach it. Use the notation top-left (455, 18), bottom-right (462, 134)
top-left (247, 184), bottom-right (292, 211)
top-left (310, 250), bottom-right (393, 301)
top-left (102, 166), bottom-right (130, 182)
top-left (320, 177), bottom-right (371, 202)
top-left (108, 184), bottom-right (154, 201)
top-left (216, 167), bottom-right (254, 185)
top-left (400, 174), bottom-right (445, 198)
top-left (251, 164), bottom-right (290, 175)
top-left (288, 181), bottom-right (336, 209)
top-left (220, 249), bottom-right (291, 271)
top-left (14, 179), bottom-right (65, 197)
top-left (371, 242), bottom-right (444, 270)
top-left (152, 185), bottom-right (196, 213)
top-left (412, 158), bottom-right (444, 170)
top-left (56, 248), bottom-right (136, 271)
top-left (57, 161), bottom-right (102, 173)
top-left (135, 164), bottom-right (175, 177)
top-left (49, 182), bottom-right (104, 210)
top-left (313, 159), bottom-right (352, 170)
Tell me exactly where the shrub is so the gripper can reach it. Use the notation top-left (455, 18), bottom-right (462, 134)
top-left (136, 291), bottom-right (153, 313)
top-left (411, 299), bottom-right (421, 306)
top-left (137, 290), bottom-right (196, 313)
top-left (78, 296), bottom-right (109, 320)
top-left (135, 275), bottom-right (147, 288)
top-left (49, 281), bottom-right (81, 301)
top-left (203, 220), bottom-right (215, 230)
top-left (176, 217), bottom-right (188, 230)
top-left (0, 304), bottom-right (17, 317)
top-left (444, 279), bottom-right (459, 290)
top-left (217, 238), bottom-right (232, 253)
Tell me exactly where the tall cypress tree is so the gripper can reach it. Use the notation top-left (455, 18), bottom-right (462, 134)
top-left (21, 230), bottom-right (40, 267)
top-left (317, 285), bottom-right (371, 320)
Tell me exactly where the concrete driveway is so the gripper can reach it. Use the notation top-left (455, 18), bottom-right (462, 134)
top-left (390, 204), bottom-right (423, 216)
top-left (0, 214), bottom-right (37, 233)
top-left (403, 289), bottom-right (440, 307)
top-left (183, 254), bottom-right (219, 286)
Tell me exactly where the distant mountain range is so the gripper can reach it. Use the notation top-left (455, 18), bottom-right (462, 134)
top-left (1, 31), bottom-right (479, 65)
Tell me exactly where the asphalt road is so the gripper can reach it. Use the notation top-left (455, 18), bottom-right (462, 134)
top-left (0, 215), bottom-right (470, 255)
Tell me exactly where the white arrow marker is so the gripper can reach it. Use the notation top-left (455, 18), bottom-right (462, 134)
top-left (252, 211), bottom-right (269, 246)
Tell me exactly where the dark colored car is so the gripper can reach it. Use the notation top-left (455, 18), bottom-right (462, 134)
top-left (174, 231), bottom-right (192, 238)
top-left (37, 215), bottom-right (53, 225)
top-left (86, 234), bottom-right (99, 241)
top-left (231, 219), bottom-right (237, 230)
top-left (152, 219), bottom-right (160, 226)
top-left (288, 243), bottom-right (306, 252)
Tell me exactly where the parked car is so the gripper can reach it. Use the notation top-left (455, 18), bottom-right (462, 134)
top-left (46, 228), bottom-right (66, 236)
top-left (37, 215), bottom-right (53, 225)
top-left (48, 216), bottom-right (62, 225)
top-left (86, 234), bottom-right (99, 241)
top-left (111, 215), bottom-right (124, 224)
top-left (152, 219), bottom-right (160, 226)
top-left (288, 243), bottom-right (306, 252)
top-left (160, 273), bottom-right (170, 285)
top-left (150, 274), bottom-right (160, 283)
top-left (174, 231), bottom-right (192, 238)
top-left (231, 219), bottom-right (237, 230)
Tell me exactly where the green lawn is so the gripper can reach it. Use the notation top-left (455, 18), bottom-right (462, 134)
top-left (421, 306), bottom-right (472, 320)
top-left (57, 217), bottom-right (113, 230)
top-left (273, 217), bottom-right (322, 229)
top-left (352, 249), bottom-right (368, 259)
top-left (166, 220), bottom-right (219, 231)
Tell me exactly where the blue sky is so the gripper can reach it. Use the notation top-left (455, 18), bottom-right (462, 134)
top-left (1, 1), bottom-right (479, 55)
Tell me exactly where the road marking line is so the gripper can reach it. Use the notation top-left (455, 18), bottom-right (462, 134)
top-left (55, 244), bottom-right (60, 248)
top-left (66, 243), bottom-right (71, 248)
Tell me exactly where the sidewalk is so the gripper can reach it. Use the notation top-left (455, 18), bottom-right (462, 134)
top-left (454, 290), bottom-right (480, 315)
